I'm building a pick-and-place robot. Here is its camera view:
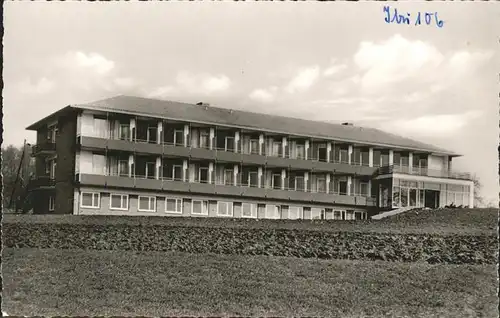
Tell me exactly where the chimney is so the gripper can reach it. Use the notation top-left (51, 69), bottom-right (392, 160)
top-left (196, 102), bottom-right (210, 107)
top-left (341, 122), bottom-right (353, 126)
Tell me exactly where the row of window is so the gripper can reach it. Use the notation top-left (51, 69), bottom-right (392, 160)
top-left (79, 192), bottom-right (368, 220)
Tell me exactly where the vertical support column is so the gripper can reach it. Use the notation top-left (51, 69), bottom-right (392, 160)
top-left (128, 154), bottom-right (134, 177)
top-left (389, 150), bottom-right (394, 166)
top-left (369, 148), bottom-right (374, 167)
top-left (208, 162), bottom-right (214, 184)
top-left (234, 164), bottom-right (239, 186)
top-left (347, 176), bottom-right (352, 196)
top-left (368, 180), bottom-right (372, 197)
top-left (157, 121), bottom-right (163, 144)
top-left (258, 166), bottom-right (263, 188)
top-left (182, 159), bottom-right (188, 182)
top-left (469, 182), bottom-right (474, 208)
top-left (129, 118), bottom-right (136, 142)
top-left (281, 169), bottom-right (286, 190)
top-left (282, 137), bottom-right (287, 158)
top-left (305, 140), bottom-right (310, 160)
top-left (155, 157), bottom-right (161, 180)
top-left (408, 152), bottom-right (413, 173)
top-left (235, 131), bottom-right (240, 153)
top-left (209, 127), bottom-right (215, 150)
top-left (326, 174), bottom-right (331, 193)
top-left (348, 145), bottom-right (353, 165)
top-left (183, 124), bottom-right (189, 147)
top-left (326, 142), bottom-right (332, 163)
top-left (259, 134), bottom-right (264, 155)
top-left (304, 172), bottom-right (309, 192)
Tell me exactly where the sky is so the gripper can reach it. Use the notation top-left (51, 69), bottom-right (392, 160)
top-left (3, 2), bottom-right (499, 206)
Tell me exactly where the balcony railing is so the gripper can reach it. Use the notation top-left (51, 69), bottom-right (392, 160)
top-left (378, 165), bottom-right (472, 180)
top-left (31, 142), bottom-right (56, 156)
top-left (28, 176), bottom-right (56, 189)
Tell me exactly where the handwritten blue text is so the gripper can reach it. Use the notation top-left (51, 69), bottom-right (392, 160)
top-left (383, 6), bottom-right (444, 28)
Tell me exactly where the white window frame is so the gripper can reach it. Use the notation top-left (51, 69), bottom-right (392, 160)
top-left (173, 129), bottom-right (184, 146)
top-left (191, 200), bottom-right (209, 215)
top-left (225, 136), bottom-right (235, 151)
top-left (272, 173), bottom-right (281, 189)
top-left (265, 204), bottom-right (281, 219)
top-left (50, 160), bottom-right (57, 179)
top-left (165, 197), bottom-right (183, 214)
top-left (80, 192), bottom-right (100, 209)
top-left (217, 201), bottom-right (234, 217)
top-left (241, 202), bottom-right (258, 218)
top-left (250, 139), bottom-right (259, 154)
top-left (248, 171), bottom-right (258, 187)
top-left (109, 194), bottom-right (129, 211)
top-left (145, 162), bottom-right (156, 179)
top-left (172, 165), bottom-right (183, 181)
top-left (198, 167), bottom-right (209, 183)
top-left (119, 124), bottom-right (130, 140)
top-left (316, 177), bottom-right (326, 193)
top-left (118, 160), bottom-right (129, 177)
top-left (48, 196), bottom-right (55, 212)
top-left (224, 169), bottom-right (234, 185)
top-left (272, 141), bottom-right (281, 157)
top-left (138, 196), bottom-right (156, 212)
top-left (147, 126), bottom-right (157, 143)
top-left (200, 130), bottom-right (210, 149)
top-left (333, 210), bottom-right (344, 220)
top-left (288, 206), bottom-right (303, 220)
top-left (295, 176), bottom-right (305, 191)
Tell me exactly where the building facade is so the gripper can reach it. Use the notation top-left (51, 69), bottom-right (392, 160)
top-left (26, 96), bottom-right (474, 220)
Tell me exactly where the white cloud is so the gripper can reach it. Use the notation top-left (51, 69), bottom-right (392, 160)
top-left (323, 64), bottom-right (347, 77)
top-left (113, 77), bottom-right (138, 90)
top-left (147, 85), bottom-right (175, 98)
top-left (249, 87), bottom-right (278, 103)
top-left (176, 71), bottom-right (231, 95)
top-left (354, 34), bottom-right (444, 92)
top-left (59, 51), bottom-right (115, 75)
top-left (285, 66), bottom-right (320, 93)
top-left (16, 77), bottom-right (55, 95)
top-left (383, 110), bottom-right (483, 138)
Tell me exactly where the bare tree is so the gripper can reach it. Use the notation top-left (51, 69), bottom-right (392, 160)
top-left (471, 174), bottom-right (484, 208)
top-left (1, 144), bottom-right (35, 211)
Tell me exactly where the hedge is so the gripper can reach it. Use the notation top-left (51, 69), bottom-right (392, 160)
top-left (3, 221), bottom-right (497, 265)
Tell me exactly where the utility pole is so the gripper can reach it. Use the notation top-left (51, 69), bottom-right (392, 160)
top-left (9, 139), bottom-right (26, 211)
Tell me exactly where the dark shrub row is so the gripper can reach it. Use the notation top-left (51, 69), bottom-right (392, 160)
top-left (3, 222), bottom-right (497, 265)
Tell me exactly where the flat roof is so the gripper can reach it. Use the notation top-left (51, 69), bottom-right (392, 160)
top-left (26, 95), bottom-right (460, 156)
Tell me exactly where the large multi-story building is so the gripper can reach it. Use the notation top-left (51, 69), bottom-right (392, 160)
top-left (26, 95), bottom-right (474, 219)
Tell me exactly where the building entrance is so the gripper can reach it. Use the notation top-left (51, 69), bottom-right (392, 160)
top-left (424, 190), bottom-right (440, 209)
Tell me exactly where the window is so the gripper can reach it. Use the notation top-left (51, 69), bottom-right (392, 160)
top-left (138, 196), bottom-right (156, 212)
top-left (360, 182), bottom-right (369, 196)
top-left (119, 124), bottom-right (130, 140)
top-left (110, 194), bottom-right (129, 210)
top-left (174, 129), bottom-right (184, 146)
top-left (324, 208), bottom-right (333, 220)
top-left (296, 144), bottom-right (305, 159)
top-left (200, 131), bottom-right (210, 149)
top-left (119, 160), bottom-right (129, 177)
top-left (250, 139), bottom-right (259, 154)
top-left (147, 126), bottom-right (158, 144)
top-left (346, 210), bottom-right (355, 220)
top-left (50, 160), bottom-right (57, 179)
top-left (94, 118), bottom-right (109, 139)
top-left (199, 167), bottom-right (209, 183)
top-left (311, 208), bottom-right (322, 220)
top-left (92, 154), bottom-right (106, 175)
top-left (317, 178), bottom-right (326, 193)
top-left (272, 174), bottom-right (281, 190)
top-left (265, 205), bottom-right (281, 219)
top-left (225, 136), bottom-right (235, 152)
top-left (288, 206), bottom-right (303, 220)
top-left (333, 210), bottom-right (343, 220)
top-left (166, 198), bottom-right (183, 214)
top-left (217, 201), bottom-right (233, 217)
top-left (173, 165), bottom-right (183, 181)
top-left (192, 200), bottom-right (208, 215)
top-left (242, 203), bottom-right (257, 218)
top-left (272, 142), bottom-right (282, 157)
top-left (145, 162), bottom-right (156, 179)
top-left (354, 211), bottom-right (364, 220)
top-left (48, 196), bottom-right (55, 212)
top-left (295, 176), bottom-right (305, 191)
top-left (248, 171), bottom-right (258, 187)
top-left (224, 169), bottom-right (234, 185)
top-left (81, 192), bottom-right (100, 209)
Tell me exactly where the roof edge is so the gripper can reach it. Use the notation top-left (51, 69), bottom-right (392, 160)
top-left (26, 105), bottom-right (75, 130)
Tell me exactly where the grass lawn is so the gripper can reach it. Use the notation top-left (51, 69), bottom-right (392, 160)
top-left (3, 208), bottom-right (498, 235)
top-left (2, 248), bottom-right (498, 317)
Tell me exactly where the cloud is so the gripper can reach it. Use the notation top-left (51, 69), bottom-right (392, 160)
top-left (323, 64), bottom-right (348, 77)
top-left (59, 51), bottom-right (115, 75)
top-left (285, 66), bottom-right (320, 93)
top-left (249, 87), bottom-right (278, 103)
top-left (147, 85), bottom-right (175, 98)
top-left (383, 110), bottom-right (484, 138)
top-left (176, 71), bottom-right (231, 95)
top-left (15, 77), bottom-right (55, 95)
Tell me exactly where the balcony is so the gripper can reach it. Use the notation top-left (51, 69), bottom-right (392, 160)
top-left (28, 176), bottom-right (56, 190)
top-left (75, 173), bottom-right (376, 207)
top-left (77, 135), bottom-right (378, 176)
top-left (31, 142), bottom-right (56, 156)
top-left (377, 165), bottom-right (472, 181)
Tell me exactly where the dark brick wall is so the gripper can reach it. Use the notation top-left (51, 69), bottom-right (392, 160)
top-left (32, 191), bottom-right (52, 214)
top-left (55, 113), bottom-right (78, 214)
top-left (35, 129), bottom-right (48, 177)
